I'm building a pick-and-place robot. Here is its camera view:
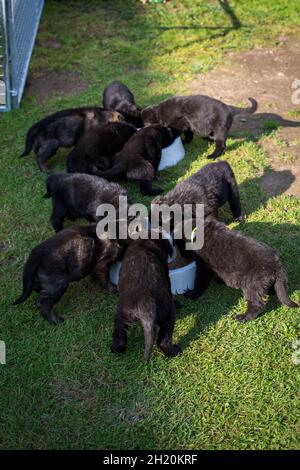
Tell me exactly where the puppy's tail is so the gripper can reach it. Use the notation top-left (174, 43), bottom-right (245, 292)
top-left (94, 161), bottom-right (126, 179)
top-left (19, 125), bottom-right (38, 158)
top-left (229, 97), bottom-right (258, 116)
top-left (141, 318), bottom-right (155, 363)
top-left (274, 265), bottom-right (298, 308)
top-left (13, 252), bottom-right (40, 305)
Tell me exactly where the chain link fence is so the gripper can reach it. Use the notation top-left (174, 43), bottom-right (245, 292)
top-left (0, 0), bottom-right (44, 111)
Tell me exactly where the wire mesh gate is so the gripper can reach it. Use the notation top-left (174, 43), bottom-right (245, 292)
top-left (0, 0), bottom-right (44, 111)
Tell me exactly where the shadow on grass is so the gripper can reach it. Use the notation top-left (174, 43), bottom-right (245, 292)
top-left (231, 112), bottom-right (300, 141)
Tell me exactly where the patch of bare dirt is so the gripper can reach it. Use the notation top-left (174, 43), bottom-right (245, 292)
top-left (189, 37), bottom-right (300, 198)
top-left (25, 70), bottom-right (88, 103)
top-left (36, 37), bottom-right (63, 49)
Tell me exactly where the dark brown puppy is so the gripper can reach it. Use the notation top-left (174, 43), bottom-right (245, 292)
top-left (20, 107), bottom-right (123, 172)
top-left (103, 81), bottom-right (144, 127)
top-left (44, 172), bottom-right (131, 232)
top-left (142, 95), bottom-right (257, 158)
top-left (95, 124), bottom-right (180, 195)
top-left (152, 161), bottom-right (243, 224)
top-left (13, 225), bottom-right (123, 325)
top-left (66, 121), bottom-right (137, 175)
top-left (178, 217), bottom-right (298, 321)
top-left (111, 235), bottom-right (181, 362)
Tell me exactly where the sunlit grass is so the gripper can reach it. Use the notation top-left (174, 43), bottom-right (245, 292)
top-left (0, 0), bottom-right (299, 450)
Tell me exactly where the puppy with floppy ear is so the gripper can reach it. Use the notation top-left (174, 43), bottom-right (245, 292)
top-left (13, 224), bottom-right (123, 325)
top-left (95, 124), bottom-right (180, 195)
top-left (152, 160), bottom-right (243, 224)
top-left (66, 121), bottom-right (137, 175)
top-left (111, 230), bottom-right (181, 362)
top-left (44, 172), bottom-right (132, 232)
top-left (176, 216), bottom-right (298, 321)
top-left (103, 81), bottom-right (144, 127)
top-left (142, 94), bottom-right (257, 158)
top-left (20, 107), bottom-right (124, 173)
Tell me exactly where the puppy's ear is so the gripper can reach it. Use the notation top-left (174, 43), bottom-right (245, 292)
top-left (168, 126), bottom-right (180, 139)
top-left (141, 107), bottom-right (157, 125)
top-left (161, 238), bottom-right (174, 258)
top-left (126, 160), bottom-right (154, 182)
top-left (169, 116), bottom-right (187, 130)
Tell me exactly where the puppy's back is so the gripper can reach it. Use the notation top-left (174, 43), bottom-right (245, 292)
top-left (118, 240), bottom-right (170, 308)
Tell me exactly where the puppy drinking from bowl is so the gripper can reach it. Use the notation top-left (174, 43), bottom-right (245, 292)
top-left (111, 232), bottom-right (181, 362)
top-left (94, 124), bottom-right (180, 195)
top-left (13, 225), bottom-right (124, 325)
top-left (103, 80), bottom-right (144, 127)
top-left (176, 217), bottom-right (298, 322)
top-left (152, 160), bottom-right (243, 223)
top-left (20, 107), bottom-right (123, 172)
top-left (66, 121), bottom-right (137, 175)
top-left (142, 94), bottom-right (257, 158)
top-left (44, 172), bottom-right (132, 232)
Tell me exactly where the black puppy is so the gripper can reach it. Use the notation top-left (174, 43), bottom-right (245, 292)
top-left (20, 107), bottom-right (123, 172)
top-left (66, 121), bottom-right (136, 175)
top-left (44, 172), bottom-right (131, 232)
top-left (111, 235), bottom-right (181, 362)
top-left (103, 81), bottom-right (144, 127)
top-left (178, 217), bottom-right (298, 321)
top-left (13, 225), bottom-right (123, 325)
top-left (142, 95), bottom-right (257, 158)
top-left (95, 124), bottom-right (179, 195)
top-left (152, 161), bottom-right (243, 222)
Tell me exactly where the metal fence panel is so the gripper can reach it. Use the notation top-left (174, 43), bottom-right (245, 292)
top-left (0, 0), bottom-right (11, 111)
top-left (0, 0), bottom-right (44, 112)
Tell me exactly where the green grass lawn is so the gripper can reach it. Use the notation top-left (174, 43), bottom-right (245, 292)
top-left (0, 0), bottom-right (300, 450)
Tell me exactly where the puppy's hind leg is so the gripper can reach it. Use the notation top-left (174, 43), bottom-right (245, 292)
top-left (36, 140), bottom-right (59, 173)
top-left (50, 196), bottom-right (68, 232)
top-left (36, 281), bottom-right (68, 325)
top-left (207, 132), bottom-right (227, 159)
top-left (207, 117), bottom-right (232, 159)
top-left (111, 307), bottom-right (128, 354)
top-left (157, 302), bottom-right (181, 358)
top-left (235, 289), bottom-right (265, 322)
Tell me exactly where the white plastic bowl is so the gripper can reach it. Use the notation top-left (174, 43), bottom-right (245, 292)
top-left (169, 261), bottom-right (196, 294)
top-left (109, 259), bottom-right (196, 295)
top-left (159, 136), bottom-right (185, 171)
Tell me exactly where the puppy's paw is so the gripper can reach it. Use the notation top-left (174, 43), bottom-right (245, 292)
top-left (235, 214), bottom-right (245, 224)
top-left (184, 289), bottom-right (201, 300)
top-left (47, 314), bottom-right (64, 325)
top-left (235, 313), bottom-right (254, 323)
top-left (107, 282), bottom-right (118, 293)
top-left (165, 344), bottom-right (182, 357)
top-left (170, 344), bottom-right (181, 357)
top-left (110, 343), bottom-right (126, 354)
top-left (214, 275), bottom-right (225, 285)
top-left (149, 187), bottom-right (163, 196)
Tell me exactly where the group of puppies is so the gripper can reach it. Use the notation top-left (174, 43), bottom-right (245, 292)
top-left (14, 82), bottom-right (298, 362)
